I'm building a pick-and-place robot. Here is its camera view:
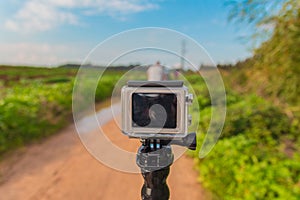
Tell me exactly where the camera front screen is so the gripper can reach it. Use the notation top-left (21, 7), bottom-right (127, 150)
top-left (132, 93), bottom-right (177, 129)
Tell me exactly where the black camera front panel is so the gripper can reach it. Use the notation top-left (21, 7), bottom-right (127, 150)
top-left (132, 93), bottom-right (177, 129)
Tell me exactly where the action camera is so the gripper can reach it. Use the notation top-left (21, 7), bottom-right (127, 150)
top-left (121, 81), bottom-right (193, 139)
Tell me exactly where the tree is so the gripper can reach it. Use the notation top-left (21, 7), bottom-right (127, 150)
top-left (227, 0), bottom-right (300, 105)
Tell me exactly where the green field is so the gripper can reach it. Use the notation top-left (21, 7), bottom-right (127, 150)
top-left (0, 66), bottom-right (122, 155)
top-left (0, 63), bottom-right (299, 199)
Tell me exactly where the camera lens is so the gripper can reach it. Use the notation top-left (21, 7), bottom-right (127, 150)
top-left (132, 93), bottom-right (177, 128)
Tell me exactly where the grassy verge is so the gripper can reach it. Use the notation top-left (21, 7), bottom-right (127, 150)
top-left (187, 73), bottom-right (300, 199)
top-left (0, 66), bottom-right (122, 156)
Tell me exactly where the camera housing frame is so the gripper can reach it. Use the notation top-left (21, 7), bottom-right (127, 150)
top-left (121, 81), bottom-right (191, 139)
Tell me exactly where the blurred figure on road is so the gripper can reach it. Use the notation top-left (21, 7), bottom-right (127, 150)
top-left (147, 61), bottom-right (167, 81)
top-left (174, 69), bottom-right (179, 79)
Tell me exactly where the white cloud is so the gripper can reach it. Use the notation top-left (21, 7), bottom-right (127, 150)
top-left (0, 43), bottom-right (83, 66)
top-left (4, 0), bottom-right (159, 33)
top-left (4, 1), bottom-right (78, 32)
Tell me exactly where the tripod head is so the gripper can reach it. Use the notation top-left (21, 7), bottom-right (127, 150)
top-left (137, 133), bottom-right (197, 172)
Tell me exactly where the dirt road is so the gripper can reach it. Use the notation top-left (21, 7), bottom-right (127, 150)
top-left (0, 112), bottom-right (206, 200)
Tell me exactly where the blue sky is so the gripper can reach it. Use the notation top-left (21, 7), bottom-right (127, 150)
top-left (0, 0), bottom-right (253, 66)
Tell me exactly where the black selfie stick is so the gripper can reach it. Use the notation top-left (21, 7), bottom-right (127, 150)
top-left (136, 133), bottom-right (197, 200)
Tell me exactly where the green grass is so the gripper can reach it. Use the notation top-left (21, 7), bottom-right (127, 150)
top-left (0, 66), bottom-right (122, 156)
top-left (187, 72), bottom-right (300, 200)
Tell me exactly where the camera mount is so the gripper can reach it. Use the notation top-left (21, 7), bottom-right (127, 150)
top-left (136, 133), bottom-right (197, 200)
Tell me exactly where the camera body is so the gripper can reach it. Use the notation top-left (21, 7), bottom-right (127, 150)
top-left (121, 81), bottom-right (193, 139)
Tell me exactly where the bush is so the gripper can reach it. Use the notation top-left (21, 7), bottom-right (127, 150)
top-left (0, 82), bottom-right (74, 154)
top-left (196, 135), bottom-right (300, 200)
top-left (223, 95), bottom-right (291, 142)
top-left (0, 72), bottom-right (120, 156)
top-left (188, 73), bottom-right (300, 199)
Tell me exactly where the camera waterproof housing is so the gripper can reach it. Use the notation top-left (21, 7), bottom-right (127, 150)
top-left (121, 80), bottom-right (193, 139)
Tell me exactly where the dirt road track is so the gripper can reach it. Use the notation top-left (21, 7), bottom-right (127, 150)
top-left (0, 119), bottom-right (206, 200)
